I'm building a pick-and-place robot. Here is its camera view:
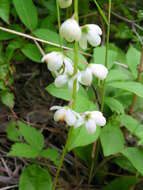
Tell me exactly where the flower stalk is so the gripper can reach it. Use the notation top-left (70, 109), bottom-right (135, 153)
top-left (52, 0), bottom-right (79, 189)
top-left (101, 0), bottom-right (112, 112)
top-left (88, 0), bottom-right (112, 184)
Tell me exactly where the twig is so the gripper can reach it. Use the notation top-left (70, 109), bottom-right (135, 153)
top-left (0, 26), bottom-right (92, 57)
top-left (1, 158), bottom-right (12, 177)
top-left (33, 40), bottom-right (45, 56)
top-left (129, 47), bottom-right (143, 115)
top-left (0, 185), bottom-right (18, 190)
top-left (111, 11), bottom-right (143, 31)
top-left (132, 25), bottom-right (143, 45)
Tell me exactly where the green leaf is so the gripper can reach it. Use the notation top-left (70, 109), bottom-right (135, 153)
top-left (19, 165), bottom-right (52, 190)
top-left (6, 121), bottom-right (20, 141)
top-left (8, 143), bottom-right (39, 158)
top-left (0, 0), bottom-right (10, 24)
top-left (40, 148), bottom-right (59, 166)
top-left (18, 121), bottom-right (44, 152)
top-left (105, 97), bottom-right (124, 114)
top-left (93, 46), bottom-right (117, 69)
top-left (68, 126), bottom-right (100, 151)
top-left (106, 68), bottom-right (132, 82)
top-left (108, 81), bottom-right (143, 97)
top-left (1, 91), bottom-right (14, 108)
top-left (33, 28), bottom-right (60, 44)
top-left (0, 80), bottom-right (6, 90)
top-left (13, 0), bottom-right (38, 30)
top-left (116, 114), bottom-right (143, 140)
top-left (121, 147), bottom-right (143, 175)
top-left (126, 46), bottom-right (141, 78)
top-left (46, 83), bottom-right (96, 112)
top-left (103, 176), bottom-right (137, 190)
top-left (6, 40), bottom-right (22, 62)
top-left (100, 124), bottom-right (125, 156)
top-left (21, 43), bottom-right (42, 63)
top-left (113, 156), bottom-right (136, 173)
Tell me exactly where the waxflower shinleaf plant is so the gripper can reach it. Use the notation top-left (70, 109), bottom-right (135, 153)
top-left (42, 14), bottom-right (108, 132)
top-left (41, 1), bottom-right (108, 189)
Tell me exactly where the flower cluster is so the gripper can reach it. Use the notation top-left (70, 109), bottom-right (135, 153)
top-left (42, 51), bottom-right (108, 90)
top-left (42, 0), bottom-right (108, 134)
top-left (50, 106), bottom-right (106, 134)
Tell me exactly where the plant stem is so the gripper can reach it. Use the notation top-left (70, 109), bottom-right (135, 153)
top-left (52, 126), bottom-right (73, 190)
top-left (52, 0), bottom-right (79, 189)
top-left (56, 0), bottom-right (63, 51)
top-left (88, 0), bottom-right (112, 185)
top-left (129, 47), bottom-right (143, 115)
top-left (101, 0), bottom-right (112, 112)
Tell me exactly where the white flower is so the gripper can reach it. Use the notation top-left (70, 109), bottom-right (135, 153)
top-left (50, 106), bottom-right (81, 126)
top-left (55, 73), bottom-right (79, 91)
top-left (42, 52), bottom-right (63, 72)
top-left (60, 18), bottom-right (81, 42)
top-left (83, 111), bottom-right (106, 134)
top-left (58, 0), bottom-right (72, 8)
top-left (42, 52), bottom-right (74, 74)
top-left (89, 64), bottom-right (108, 80)
top-left (79, 68), bottom-right (93, 86)
top-left (90, 111), bottom-right (106, 126)
top-left (79, 24), bottom-right (102, 49)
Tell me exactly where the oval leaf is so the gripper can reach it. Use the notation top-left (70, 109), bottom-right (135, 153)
top-left (13, 0), bottom-right (38, 30)
top-left (108, 81), bottom-right (143, 97)
top-left (19, 165), bottom-right (52, 190)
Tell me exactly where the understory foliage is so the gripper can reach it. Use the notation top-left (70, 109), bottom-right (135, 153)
top-left (0, 0), bottom-right (143, 189)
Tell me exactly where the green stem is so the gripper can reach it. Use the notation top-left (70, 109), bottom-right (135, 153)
top-left (52, 1), bottom-right (79, 189)
top-left (52, 126), bottom-right (73, 190)
top-left (88, 0), bottom-right (112, 185)
top-left (101, 0), bottom-right (112, 112)
top-left (56, 0), bottom-right (63, 51)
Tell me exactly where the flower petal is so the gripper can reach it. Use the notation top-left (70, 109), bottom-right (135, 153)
top-left (65, 110), bottom-right (77, 126)
top-left (79, 34), bottom-right (88, 50)
top-left (87, 31), bottom-right (101, 47)
top-left (50, 106), bottom-right (63, 111)
top-left (64, 57), bottom-right (74, 75)
top-left (91, 111), bottom-right (106, 126)
top-left (85, 119), bottom-right (96, 134)
top-left (79, 68), bottom-right (93, 86)
top-left (54, 108), bottom-right (66, 122)
top-left (55, 75), bottom-right (68, 87)
top-left (89, 64), bottom-right (108, 80)
top-left (60, 19), bottom-right (81, 42)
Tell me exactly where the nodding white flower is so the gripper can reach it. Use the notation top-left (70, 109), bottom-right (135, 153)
top-left (42, 52), bottom-right (73, 74)
top-left (55, 72), bottom-right (79, 91)
top-left (83, 111), bottom-right (106, 134)
top-left (50, 106), bottom-right (81, 126)
top-left (58, 0), bottom-right (72, 8)
top-left (79, 24), bottom-right (102, 49)
top-left (89, 64), bottom-right (108, 80)
top-left (79, 68), bottom-right (93, 86)
top-left (60, 18), bottom-right (81, 42)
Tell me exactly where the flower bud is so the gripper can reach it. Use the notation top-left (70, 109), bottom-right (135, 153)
top-left (60, 18), bottom-right (81, 42)
top-left (89, 64), bottom-right (108, 80)
top-left (58, 0), bottom-right (72, 8)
